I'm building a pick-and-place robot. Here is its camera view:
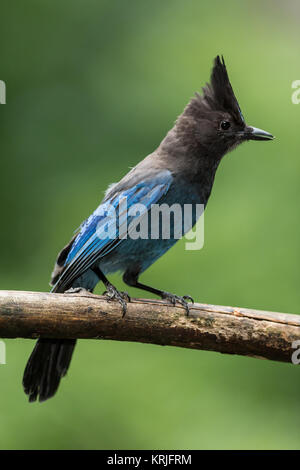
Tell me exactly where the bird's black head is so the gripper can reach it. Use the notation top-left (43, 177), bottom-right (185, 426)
top-left (176, 56), bottom-right (274, 160)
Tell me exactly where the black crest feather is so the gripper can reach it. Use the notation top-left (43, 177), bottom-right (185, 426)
top-left (189, 56), bottom-right (245, 125)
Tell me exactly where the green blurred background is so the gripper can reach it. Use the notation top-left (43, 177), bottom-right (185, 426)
top-left (0, 0), bottom-right (299, 450)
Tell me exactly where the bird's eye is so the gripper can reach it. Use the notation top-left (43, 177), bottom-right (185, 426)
top-left (221, 121), bottom-right (231, 130)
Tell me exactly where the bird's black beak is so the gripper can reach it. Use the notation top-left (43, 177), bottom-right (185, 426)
top-left (244, 126), bottom-right (274, 141)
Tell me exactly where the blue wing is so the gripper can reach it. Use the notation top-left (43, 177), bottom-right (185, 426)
top-left (51, 170), bottom-right (173, 292)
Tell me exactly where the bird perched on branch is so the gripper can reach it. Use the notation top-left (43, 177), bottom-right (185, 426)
top-left (23, 56), bottom-right (274, 402)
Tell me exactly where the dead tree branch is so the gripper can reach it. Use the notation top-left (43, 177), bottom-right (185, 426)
top-left (0, 290), bottom-right (299, 364)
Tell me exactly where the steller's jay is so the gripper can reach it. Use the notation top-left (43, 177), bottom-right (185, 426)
top-left (23, 56), bottom-right (274, 402)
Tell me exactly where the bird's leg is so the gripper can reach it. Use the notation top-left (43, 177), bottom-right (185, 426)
top-left (93, 267), bottom-right (130, 317)
top-left (123, 272), bottom-right (194, 316)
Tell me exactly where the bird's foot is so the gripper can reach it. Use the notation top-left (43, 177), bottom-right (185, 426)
top-left (103, 286), bottom-right (130, 317)
top-left (161, 292), bottom-right (194, 316)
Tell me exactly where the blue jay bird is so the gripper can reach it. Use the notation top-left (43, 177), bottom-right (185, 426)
top-left (23, 56), bottom-right (274, 402)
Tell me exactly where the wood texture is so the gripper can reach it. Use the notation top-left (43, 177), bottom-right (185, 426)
top-left (0, 290), bottom-right (299, 364)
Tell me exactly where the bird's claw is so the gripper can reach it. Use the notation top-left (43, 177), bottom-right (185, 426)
top-left (120, 291), bottom-right (131, 302)
top-left (161, 292), bottom-right (194, 316)
top-left (103, 286), bottom-right (130, 317)
top-left (183, 295), bottom-right (194, 304)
